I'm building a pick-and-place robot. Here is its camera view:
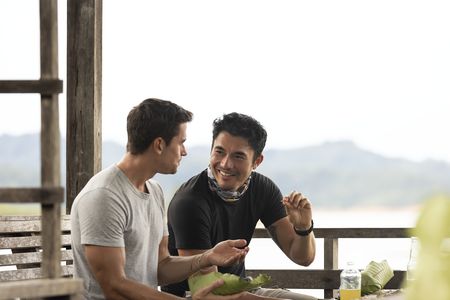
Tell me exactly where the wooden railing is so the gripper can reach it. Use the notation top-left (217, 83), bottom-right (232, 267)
top-left (1, 216), bottom-right (411, 299)
top-left (247, 227), bottom-right (411, 299)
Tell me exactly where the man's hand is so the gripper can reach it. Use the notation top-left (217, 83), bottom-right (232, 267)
top-left (205, 239), bottom-right (249, 267)
top-left (192, 279), bottom-right (246, 300)
top-left (282, 191), bottom-right (313, 230)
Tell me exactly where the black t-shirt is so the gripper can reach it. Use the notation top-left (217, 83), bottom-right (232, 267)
top-left (161, 169), bottom-right (287, 296)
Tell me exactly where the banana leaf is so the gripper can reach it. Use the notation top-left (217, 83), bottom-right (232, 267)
top-left (361, 260), bottom-right (394, 295)
top-left (188, 272), bottom-right (271, 296)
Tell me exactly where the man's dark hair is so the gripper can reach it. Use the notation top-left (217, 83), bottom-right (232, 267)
top-left (126, 98), bottom-right (193, 154)
top-left (212, 112), bottom-right (267, 160)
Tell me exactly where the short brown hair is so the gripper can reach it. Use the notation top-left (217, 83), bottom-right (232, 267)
top-left (126, 98), bottom-right (193, 154)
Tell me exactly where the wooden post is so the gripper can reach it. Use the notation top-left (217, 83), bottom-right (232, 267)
top-left (66, 0), bottom-right (103, 214)
top-left (324, 238), bottom-right (339, 299)
top-left (40, 0), bottom-right (62, 279)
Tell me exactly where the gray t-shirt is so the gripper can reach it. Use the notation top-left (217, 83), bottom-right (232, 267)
top-left (71, 165), bottom-right (168, 299)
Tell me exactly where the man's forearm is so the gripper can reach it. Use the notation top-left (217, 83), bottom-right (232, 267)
top-left (289, 233), bottom-right (316, 266)
top-left (158, 252), bottom-right (211, 285)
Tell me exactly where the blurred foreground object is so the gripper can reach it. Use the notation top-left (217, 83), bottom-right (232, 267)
top-left (406, 237), bottom-right (420, 282)
top-left (405, 195), bottom-right (450, 300)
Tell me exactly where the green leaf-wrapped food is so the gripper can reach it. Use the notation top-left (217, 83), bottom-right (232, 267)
top-left (361, 260), bottom-right (394, 295)
top-left (188, 272), bottom-right (271, 296)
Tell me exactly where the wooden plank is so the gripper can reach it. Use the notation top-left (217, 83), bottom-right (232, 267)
top-left (0, 218), bottom-right (71, 233)
top-left (0, 216), bottom-right (44, 221)
top-left (245, 269), bottom-right (405, 290)
top-left (0, 80), bottom-right (63, 94)
top-left (0, 250), bottom-right (73, 266)
top-left (0, 187), bottom-right (64, 204)
top-left (254, 228), bottom-right (411, 239)
top-left (319, 228), bottom-right (411, 239)
top-left (0, 277), bottom-right (82, 298)
top-left (66, 0), bottom-right (103, 214)
top-left (0, 265), bottom-right (73, 282)
top-left (0, 220), bottom-right (42, 233)
top-left (247, 269), bottom-right (340, 289)
top-left (0, 214), bottom-right (70, 222)
top-left (0, 234), bottom-right (71, 249)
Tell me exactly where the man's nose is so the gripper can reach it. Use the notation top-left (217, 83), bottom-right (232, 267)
top-left (220, 155), bottom-right (232, 168)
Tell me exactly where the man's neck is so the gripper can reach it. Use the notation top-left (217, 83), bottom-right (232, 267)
top-left (116, 153), bottom-right (157, 193)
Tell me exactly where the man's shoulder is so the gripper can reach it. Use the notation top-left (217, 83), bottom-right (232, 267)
top-left (251, 171), bottom-right (278, 187)
top-left (248, 172), bottom-right (282, 202)
top-left (178, 169), bottom-right (208, 193)
top-left (83, 164), bottom-right (121, 188)
top-left (72, 166), bottom-right (125, 207)
top-left (169, 170), bottom-right (209, 206)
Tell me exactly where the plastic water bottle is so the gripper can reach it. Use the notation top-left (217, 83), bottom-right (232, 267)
top-left (406, 237), bottom-right (420, 282)
top-left (340, 261), bottom-right (361, 300)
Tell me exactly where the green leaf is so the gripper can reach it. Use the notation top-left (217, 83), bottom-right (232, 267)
top-left (188, 272), bottom-right (271, 296)
top-left (361, 260), bottom-right (393, 295)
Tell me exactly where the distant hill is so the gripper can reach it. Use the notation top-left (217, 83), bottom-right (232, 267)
top-left (1, 134), bottom-right (450, 208)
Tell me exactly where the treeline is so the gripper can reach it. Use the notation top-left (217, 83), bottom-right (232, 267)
top-left (1, 134), bottom-right (450, 208)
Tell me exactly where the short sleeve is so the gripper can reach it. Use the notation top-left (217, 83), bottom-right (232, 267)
top-left (258, 176), bottom-right (286, 228)
top-left (76, 188), bottom-right (127, 247)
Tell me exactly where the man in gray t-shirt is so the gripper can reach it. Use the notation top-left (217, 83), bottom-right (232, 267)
top-left (71, 166), bottom-right (167, 298)
top-left (71, 99), bottom-right (249, 300)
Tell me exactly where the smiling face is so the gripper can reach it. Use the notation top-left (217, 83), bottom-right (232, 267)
top-left (209, 131), bottom-right (263, 191)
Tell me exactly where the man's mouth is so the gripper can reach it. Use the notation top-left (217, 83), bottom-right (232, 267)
top-left (218, 169), bottom-right (235, 177)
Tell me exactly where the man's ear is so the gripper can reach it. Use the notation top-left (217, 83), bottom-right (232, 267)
top-left (153, 137), bottom-right (166, 154)
top-left (253, 154), bottom-right (264, 170)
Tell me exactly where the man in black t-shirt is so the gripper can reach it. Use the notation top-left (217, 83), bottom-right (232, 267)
top-left (162, 113), bottom-right (317, 300)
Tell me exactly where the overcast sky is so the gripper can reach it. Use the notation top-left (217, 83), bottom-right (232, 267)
top-left (1, 0), bottom-right (449, 163)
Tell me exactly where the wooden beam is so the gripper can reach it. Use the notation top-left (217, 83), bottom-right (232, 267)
top-left (40, 0), bottom-right (62, 279)
top-left (247, 269), bottom-right (339, 289)
top-left (324, 238), bottom-right (339, 298)
top-left (245, 269), bottom-right (405, 290)
top-left (66, 0), bottom-right (103, 214)
top-left (0, 250), bottom-right (73, 266)
top-left (0, 278), bottom-right (82, 299)
top-left (0, 266), bottom-right (74, 282)
top-left (40, 0), bottom-right (61, 189)
top-left (41, 203), bottom-right (62, 278)
top-left (0, 80), bottom-right (62, 94)
top-left (254, 228), bottom-right (411, 239)
top-left (0, 234), bottom-right (71, 248)
top-left (0, 187), bottom-right (64, 204)
top-left (0, 217), bottom-right (71, 233)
